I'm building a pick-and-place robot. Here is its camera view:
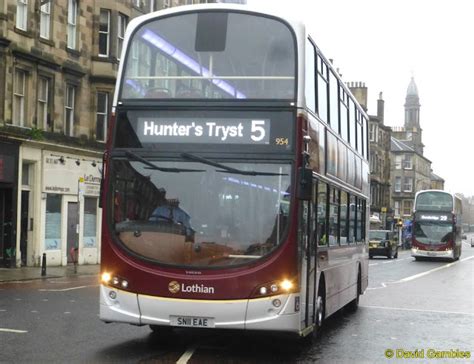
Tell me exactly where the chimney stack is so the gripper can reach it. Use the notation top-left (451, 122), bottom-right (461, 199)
top-left (347, 82), bottom-right (367, 112)
top-left (377, 92), bottom-right (385, 124)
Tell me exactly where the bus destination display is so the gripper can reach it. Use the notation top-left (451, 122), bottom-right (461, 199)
top-left (137, 117), bottom-right (270, 145)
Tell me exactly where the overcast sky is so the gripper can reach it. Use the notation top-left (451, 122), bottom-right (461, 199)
top-left (247, 0), bottom-right (474, 197)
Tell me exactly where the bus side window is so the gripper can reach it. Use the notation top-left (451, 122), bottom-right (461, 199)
top-left (328, 187), bottom-right (339, 246)
top-left (348, 194), bottom-right (356, 244)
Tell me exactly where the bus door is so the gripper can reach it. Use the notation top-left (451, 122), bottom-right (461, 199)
top-left (299, 179), bottom-right (317, 329)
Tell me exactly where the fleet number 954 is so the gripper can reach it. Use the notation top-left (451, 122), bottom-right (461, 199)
top-left (275, 137), bottom-right (289, 145)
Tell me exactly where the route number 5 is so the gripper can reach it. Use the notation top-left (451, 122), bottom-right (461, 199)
top-left (251, 120), bottom-right (265, 142)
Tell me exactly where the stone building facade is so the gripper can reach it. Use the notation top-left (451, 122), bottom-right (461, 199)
top-left (390, 137), bottom-right (431, 218)
top-left (0, 0), bottom-right (244, 267)
top-left (390, 77), bottom-right (443, 220)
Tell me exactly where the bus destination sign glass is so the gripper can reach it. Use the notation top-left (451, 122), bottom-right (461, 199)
top-left (419, 214), bottom-right (449, 221)
top-left (137, 117), bottom-right (271, 145)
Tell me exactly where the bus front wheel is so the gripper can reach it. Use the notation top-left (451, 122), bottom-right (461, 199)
top-left (315, 279), bottom-right (326, 333)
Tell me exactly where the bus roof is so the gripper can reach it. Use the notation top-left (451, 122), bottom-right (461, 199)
top-left (113, 3), bottom-right (368, 122)
top-left (125, 4), bottom-right (305, 37)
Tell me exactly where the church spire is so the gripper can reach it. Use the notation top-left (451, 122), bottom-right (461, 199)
top-left (404, 77), bottom-right (420, 129)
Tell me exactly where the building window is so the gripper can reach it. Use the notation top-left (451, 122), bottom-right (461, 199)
top-left (394, 176), bottom-right (401, 192)
top-left (16, 0), bottom-right (28, 31)
top-left (99, 9), bottom-right (110, 56)
top-left (67, 0), bottom-right (77, 49)
top-left (117, 14), bottom-right (128, 60)
top-left (64, 85), bottom-right (75, 136)
top-left (403, 177), bottom-right (413, 192)
top-left (395, 155), bottom-right (402, 169)
top-left (403, 155), bottom-right (412, 169)
top-left (403, 200), bottom-right (413, 216)
top-left (96, 92), bottom-right (108, 142)
top-left (39, 0), bottom-right (51, 39)
top-left (13, 69), bottom-right (26, 126)
top-left (37, 77), bottom-right (50, 130)
top-left (394, 201), bottom-right (400, 217)
top-left (369, 123), bottom-right (376, 142)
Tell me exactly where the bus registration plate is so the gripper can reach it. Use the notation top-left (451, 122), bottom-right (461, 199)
top-left (170, 316), bottom-right (215, 328)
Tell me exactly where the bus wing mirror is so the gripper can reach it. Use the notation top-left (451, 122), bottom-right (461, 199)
top-left (297, 167), bottom-right (312, 201)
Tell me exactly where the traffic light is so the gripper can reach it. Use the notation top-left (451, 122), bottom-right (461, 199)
top-left (396, 219), bottom-right (403, 227)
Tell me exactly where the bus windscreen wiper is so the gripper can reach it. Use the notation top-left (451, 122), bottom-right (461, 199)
top-left (123, 151), bottom-right (205, 173)
top-left (180, 152), bottom-right (287, 176)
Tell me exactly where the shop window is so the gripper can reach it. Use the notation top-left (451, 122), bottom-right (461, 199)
top-left (83, 197), bottom-right (97, 248)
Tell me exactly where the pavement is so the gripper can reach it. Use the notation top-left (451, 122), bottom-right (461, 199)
top-left (0, 264), bottom-right (100, 282)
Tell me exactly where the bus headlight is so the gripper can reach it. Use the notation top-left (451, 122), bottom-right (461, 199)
top-left (252, 279), bottom-right (296, 298)
top-left (101, 272), bottom-right (112, 284)
top-left (102, 272), bottom-right (130, 290)
top-left (280, 279), bottom-right (293, 291)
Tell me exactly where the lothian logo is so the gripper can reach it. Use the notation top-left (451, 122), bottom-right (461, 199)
top-left (168, 281), bottom-right (215, 294)
top-left (168, 281), bottom-right (180, 294)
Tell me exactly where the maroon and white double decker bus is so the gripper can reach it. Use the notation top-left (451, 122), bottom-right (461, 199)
top-left (99, 4), bottom-right (370, 338)
top-left (412, 190), bottom-right (463, 261)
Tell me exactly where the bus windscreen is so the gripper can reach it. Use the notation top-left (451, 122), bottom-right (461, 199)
top-left (110, 158), bottom-right (291, 267)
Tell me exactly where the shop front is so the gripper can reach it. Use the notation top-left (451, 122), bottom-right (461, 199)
top-left (41, 152), bottom-right (102, 266)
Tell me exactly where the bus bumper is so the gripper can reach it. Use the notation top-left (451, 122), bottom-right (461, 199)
top-left (411, 248), bottom-right (454, 259)
top-left (100, 285), bottom-right (300, 333)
